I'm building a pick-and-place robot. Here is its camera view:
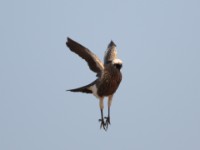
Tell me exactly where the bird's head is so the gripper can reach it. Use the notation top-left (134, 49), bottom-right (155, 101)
top-left (112, 59), bottom-right (123, 70)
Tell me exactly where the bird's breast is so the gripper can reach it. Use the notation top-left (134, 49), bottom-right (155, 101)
top-left (97, 70), bottom-right (122, 97)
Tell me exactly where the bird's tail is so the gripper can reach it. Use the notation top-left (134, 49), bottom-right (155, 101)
top-left (67, 80), bottom-right (97, 94)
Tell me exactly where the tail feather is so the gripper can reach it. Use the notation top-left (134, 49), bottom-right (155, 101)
top-left (67, 80), bottom-right (97, 94)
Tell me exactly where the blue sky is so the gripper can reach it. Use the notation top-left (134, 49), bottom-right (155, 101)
top-left (0, 0), bottom-right (200, 150)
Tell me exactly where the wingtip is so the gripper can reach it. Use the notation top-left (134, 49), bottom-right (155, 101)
top-left (66, 37), bottom-right (69, 46)
top-left (108, 40), bottom-right (116, 47)
top-left (66, 37), bottom-right (73, 47)
top-left (67, 37), bottom-right (72, 41)
top-left (66, 89), bottom-right (72, 92)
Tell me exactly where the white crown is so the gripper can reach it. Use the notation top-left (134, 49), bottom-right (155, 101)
top-left (112, 59), bottom-right (123, 64)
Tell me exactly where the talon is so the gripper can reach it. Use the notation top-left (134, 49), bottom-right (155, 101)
top-left (105, 116), bottom-right (111, 127)
top-left (99, 118), bottom-right (107, 131)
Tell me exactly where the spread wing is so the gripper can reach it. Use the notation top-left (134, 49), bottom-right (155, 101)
top-left (104, 41), bottom-right (118, 64)
top-left (66, 38), bottom-right (104, 75)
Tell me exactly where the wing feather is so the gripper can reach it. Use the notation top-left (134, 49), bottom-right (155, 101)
top-left (104, 41), bottom-right (118, 64)
top-left (66, 38), bottom-right (104, 75)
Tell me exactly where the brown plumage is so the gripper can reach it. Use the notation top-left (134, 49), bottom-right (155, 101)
top-left (66, 37), bottom-right (122, 131)
top-left (97, 64), bottom-right (122, 97)
top-left (66, 38), bottom-right (103, 77)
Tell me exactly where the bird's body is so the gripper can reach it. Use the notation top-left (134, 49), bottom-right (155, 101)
top-left (96, 64), bottom-right (122, 97)
top-left (66, 38), bottom-right (122, 130)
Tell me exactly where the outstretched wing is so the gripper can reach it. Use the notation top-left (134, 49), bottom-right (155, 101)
top-left (104, 41), bottom-right (118, 64)
top-left (66, 38), bottom-right (104, 75)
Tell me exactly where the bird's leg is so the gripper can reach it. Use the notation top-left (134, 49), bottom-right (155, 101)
top-left (105, 95), bottom-right (113, 128)
top-left (98, 97), bottom-right (107, 130)
top-left (99, 109), bottom-right (107, 130)
top-left (105, 107), bottom-right (110, 127)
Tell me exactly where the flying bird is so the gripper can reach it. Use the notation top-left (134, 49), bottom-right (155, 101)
top-left (66, 38), bottom-right (122, 131)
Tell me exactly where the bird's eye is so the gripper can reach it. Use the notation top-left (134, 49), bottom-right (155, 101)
top-left (115, 64), bottom-right (122, 70)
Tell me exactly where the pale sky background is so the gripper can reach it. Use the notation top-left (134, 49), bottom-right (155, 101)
top-left (0, 0), bottom-right (200, 150)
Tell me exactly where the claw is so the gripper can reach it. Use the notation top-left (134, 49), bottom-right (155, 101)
top-left (99, 118), bottom-right (107, 131)
top-left (104, 117), bottom-right (111, 128)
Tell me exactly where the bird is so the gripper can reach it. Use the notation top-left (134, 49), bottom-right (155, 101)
top-left (66, 37), bottom-right (122, 131)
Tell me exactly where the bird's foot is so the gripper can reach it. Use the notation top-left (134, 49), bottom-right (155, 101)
top-left (99, 118), bottom-right (107, 131)
top-left (104, 116), bottom-right (111, 128)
